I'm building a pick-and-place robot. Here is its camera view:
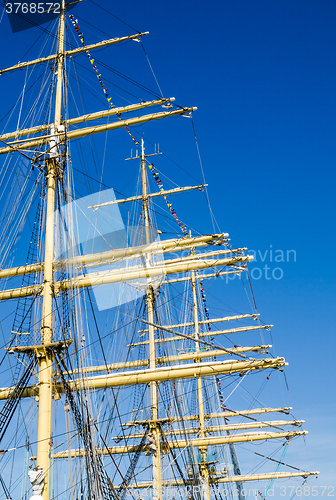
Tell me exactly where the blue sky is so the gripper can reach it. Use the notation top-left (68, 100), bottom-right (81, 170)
top-left (0, 0), bottom-right (335, 495)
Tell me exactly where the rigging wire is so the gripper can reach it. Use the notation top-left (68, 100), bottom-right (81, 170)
top-left (191, 117), bottom-right (219, 233)
top-left (83, 285), bottom-right (142, 473)
top-left (15, 67), bottom-right (28, 134)
top-left (0, 71), bottom-right (46, 128)
top-left (88, 0), bottom-right (141, 34)
top-left (140, 42), bottom-right (164, 98)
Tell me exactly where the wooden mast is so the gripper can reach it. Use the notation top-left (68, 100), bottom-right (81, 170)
top-left (36, 2), bottom-right (65, 499)
top-left (191, 268), bottom-right (210, 499)
top-left (141, 137), bottom-right (162, 500)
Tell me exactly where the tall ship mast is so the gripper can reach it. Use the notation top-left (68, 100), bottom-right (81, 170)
top-left (0, 3), bottom-right (318, 500)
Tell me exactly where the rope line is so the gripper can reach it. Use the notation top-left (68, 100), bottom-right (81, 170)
top-left (68, 13), bottom-right (139, 145)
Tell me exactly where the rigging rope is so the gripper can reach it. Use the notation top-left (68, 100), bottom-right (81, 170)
top-left (0, 356), bottom-right (36, 444)
top-left (89, 0), bottom-right (141, 34)
top-left (148, 163), bottom-right (189, 236)
top-left (191, 118), bottom-right (218, 233)
top-left (118, 427), bottom-right (149, 500)
top-left (265, 441), bottom-right (289, 496)
top-left (11, 175), bottom-right (46, 345)
top-left (16, 68), bottom-right (28, 134)
top-left (68, 14), bottom-right (139, 145)
top-left (141, 43), bottom-right (164, 98)
top-left (192, 263), bottom-right (246, 497)
top-left (56, 355), bottom-right (116, 500)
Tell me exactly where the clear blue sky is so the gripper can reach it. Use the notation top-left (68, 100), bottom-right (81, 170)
top-left (0, 0), bottom-right (335, 495)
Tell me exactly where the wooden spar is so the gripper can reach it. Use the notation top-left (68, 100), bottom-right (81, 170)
top-left (122, 407), bottom-right (293, 427)
top-left (0, 233), bottom-right (228, 280)
top-left (81, 242), bottom-right (230, 273)
top-left (150, 247), bottom-right (246, 266)
top-left (65, 32), bottom-right (149, 56)
top-left (0, 255), bottom-right (241, 297)
top-left (0, 255), bottom-right (253, 301)
top-left (198, 324), bottom-right (272, 338)
top-left (0, 32), bottom-right (149, 75)
top-left (0, 263), bottom-right (43, 279)
top-left (138, 313), bottom-right (258, 332)
top-left (163, 268), bottom-right (245, 283)
top-left (0, 98), bottom-right (175, 142)
top-left (139, 325), bottom-right (267, 348)
top-left (49, 430), bottom-right (307, 458)
top-left (57, 255), bottom-right (253, 291)
top-left (112, 420), bottom-right (305, 440)
top-left (51, 246), bottom-right (243, 282)
top-left (0, 357), bottom-right (286, 400)
top-left (89, 184), bottom-right (207, 208)
top-left (66, 97), bottom-right (174, 125)
top-left (131, 324), bottom-right (273, 347)
top-left (117, 471), bottom-right (319, 488)
top-left (211, 471), bottom-right (319, 484)
top-left (0, 107), bottom-right (197, 155)
top-left (63, 345), bottom-right (272, 375)
top-left (0, 285), bottom-right (42, 301)
top-left (56, 232), bottom-right (228, 266)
